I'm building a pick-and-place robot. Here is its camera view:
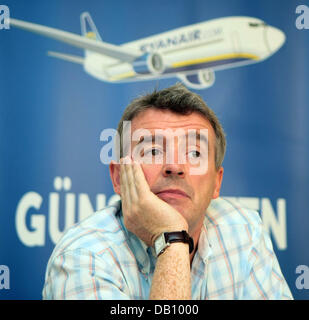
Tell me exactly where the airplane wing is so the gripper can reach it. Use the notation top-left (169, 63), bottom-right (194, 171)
top-left (47, 51), bottom-right (84, 64)
top-left (9, 18), bottom-right (141, 62)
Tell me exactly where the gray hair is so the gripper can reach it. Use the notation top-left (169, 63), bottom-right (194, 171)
top-left (117, 83), bottom-right (226, 170)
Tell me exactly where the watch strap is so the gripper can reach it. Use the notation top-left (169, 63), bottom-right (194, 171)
top-left (164, 230), bottom-right (194, 254)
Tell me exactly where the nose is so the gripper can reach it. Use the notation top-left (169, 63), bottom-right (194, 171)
top-left (163, 163), bottom-right (185, 178)
top-left (265, 26), bottom-right (286, 53)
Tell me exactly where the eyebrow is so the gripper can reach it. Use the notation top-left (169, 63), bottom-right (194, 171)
top-left (135, 132), bottom-right (208, 146)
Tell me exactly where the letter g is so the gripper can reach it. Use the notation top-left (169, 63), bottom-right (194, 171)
top-left (15, 192), bottom-right (46, 246)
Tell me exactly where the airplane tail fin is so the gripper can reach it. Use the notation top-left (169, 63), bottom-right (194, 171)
top-left (80, 12), bottom-right (102, 57)
top-left (80, 12), bottom-right (102, 41)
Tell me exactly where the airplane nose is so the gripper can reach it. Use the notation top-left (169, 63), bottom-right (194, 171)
top-left (265, 26), bottom-right (286, 53)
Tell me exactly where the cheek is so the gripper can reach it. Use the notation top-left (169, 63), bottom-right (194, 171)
top-left (141, 164), bottom-right (162, 186)
top-left (193, 173), bottom-right (216, 196)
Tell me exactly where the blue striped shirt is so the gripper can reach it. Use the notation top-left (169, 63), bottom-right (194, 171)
top-left (42, 197), bottom-right (293, 300)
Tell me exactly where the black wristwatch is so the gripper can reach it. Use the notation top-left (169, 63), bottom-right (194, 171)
top-left (153, 230), bottom-right (194, 257)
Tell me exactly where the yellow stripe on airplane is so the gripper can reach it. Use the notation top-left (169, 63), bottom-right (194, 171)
top-left (108, 53), bottom-right (259, 81)
top-left (172, 53), bottom-right (260, 68)
top-left (109, 71), bottom-right (136, 81)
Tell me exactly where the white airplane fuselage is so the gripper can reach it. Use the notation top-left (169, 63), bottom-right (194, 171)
top-left (9, 14), bottom-right (285, 89)
top-left (84, 16), bottom-right (285, 88)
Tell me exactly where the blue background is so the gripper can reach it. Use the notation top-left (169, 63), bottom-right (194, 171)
top-left (0, 0), bottom-right (308, 299)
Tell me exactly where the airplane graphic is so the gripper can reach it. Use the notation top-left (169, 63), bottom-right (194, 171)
top-left (9, 12), bottom-right (286, 89)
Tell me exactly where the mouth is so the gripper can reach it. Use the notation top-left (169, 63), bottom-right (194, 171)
top-left (155, 189), bottom-right (190, 200)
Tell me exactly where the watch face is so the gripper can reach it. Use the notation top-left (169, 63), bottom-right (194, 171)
top-left (155, 234), bottom-right (166, 254)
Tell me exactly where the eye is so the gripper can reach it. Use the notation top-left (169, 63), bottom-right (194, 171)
top-left (144, 147), bottom-right (163, 156)
top-left (188, 150), bottom-right (201, 159)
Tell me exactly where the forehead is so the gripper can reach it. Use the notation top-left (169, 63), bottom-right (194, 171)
top-left (131, 108), bottom-right (215, 140)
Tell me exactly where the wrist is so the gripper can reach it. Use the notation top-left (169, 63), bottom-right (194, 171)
top-left (157, 241), bottom-right (189, 258)
top-left (151, 224), bottom-right (189, 247)
top-left (153, 230), bottom-right (194, 257)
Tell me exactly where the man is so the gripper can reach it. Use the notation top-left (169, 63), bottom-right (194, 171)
top-left (43, 84), bottom-right (292, 300)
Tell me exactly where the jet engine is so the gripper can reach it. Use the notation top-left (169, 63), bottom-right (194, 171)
top-left (132, 52), bottom-right (165, 75)
top-left (178, 69), bottom-right (215, 89)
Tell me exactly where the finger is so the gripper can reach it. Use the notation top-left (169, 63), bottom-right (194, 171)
top-left (132, 160), bottom-right (151, 197)
top-left (123, 156), bottom-right (138, 201)
top-left (119, 158), bottom-right (131, 207)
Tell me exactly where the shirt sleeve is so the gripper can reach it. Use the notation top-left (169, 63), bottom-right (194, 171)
top-left (42, 248), bottom-right (131, 300)
top-left (242, 224), bottom-right (293, 300)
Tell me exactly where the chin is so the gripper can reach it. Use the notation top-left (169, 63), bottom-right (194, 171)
top-left (160, 197), bottom-right (188, 209)
top-left (165, 200), bottom-right (190, 217)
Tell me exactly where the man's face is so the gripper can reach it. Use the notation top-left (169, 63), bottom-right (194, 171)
top-left (111, 108), bottom-right (223, 233)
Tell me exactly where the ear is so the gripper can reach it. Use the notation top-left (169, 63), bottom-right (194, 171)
top-left (109, 160), bottom-right (121, 195)
top-left (212, 166), bottom-right (224, 199)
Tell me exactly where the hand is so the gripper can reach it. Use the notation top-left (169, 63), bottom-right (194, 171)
top-left (119, 157), bottom-right (188, 247)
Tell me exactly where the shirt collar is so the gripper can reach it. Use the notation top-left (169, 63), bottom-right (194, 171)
top-left (196, 223), bottom-right (213, 263)
top-left (115, 200), bottom-right (155, 274)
